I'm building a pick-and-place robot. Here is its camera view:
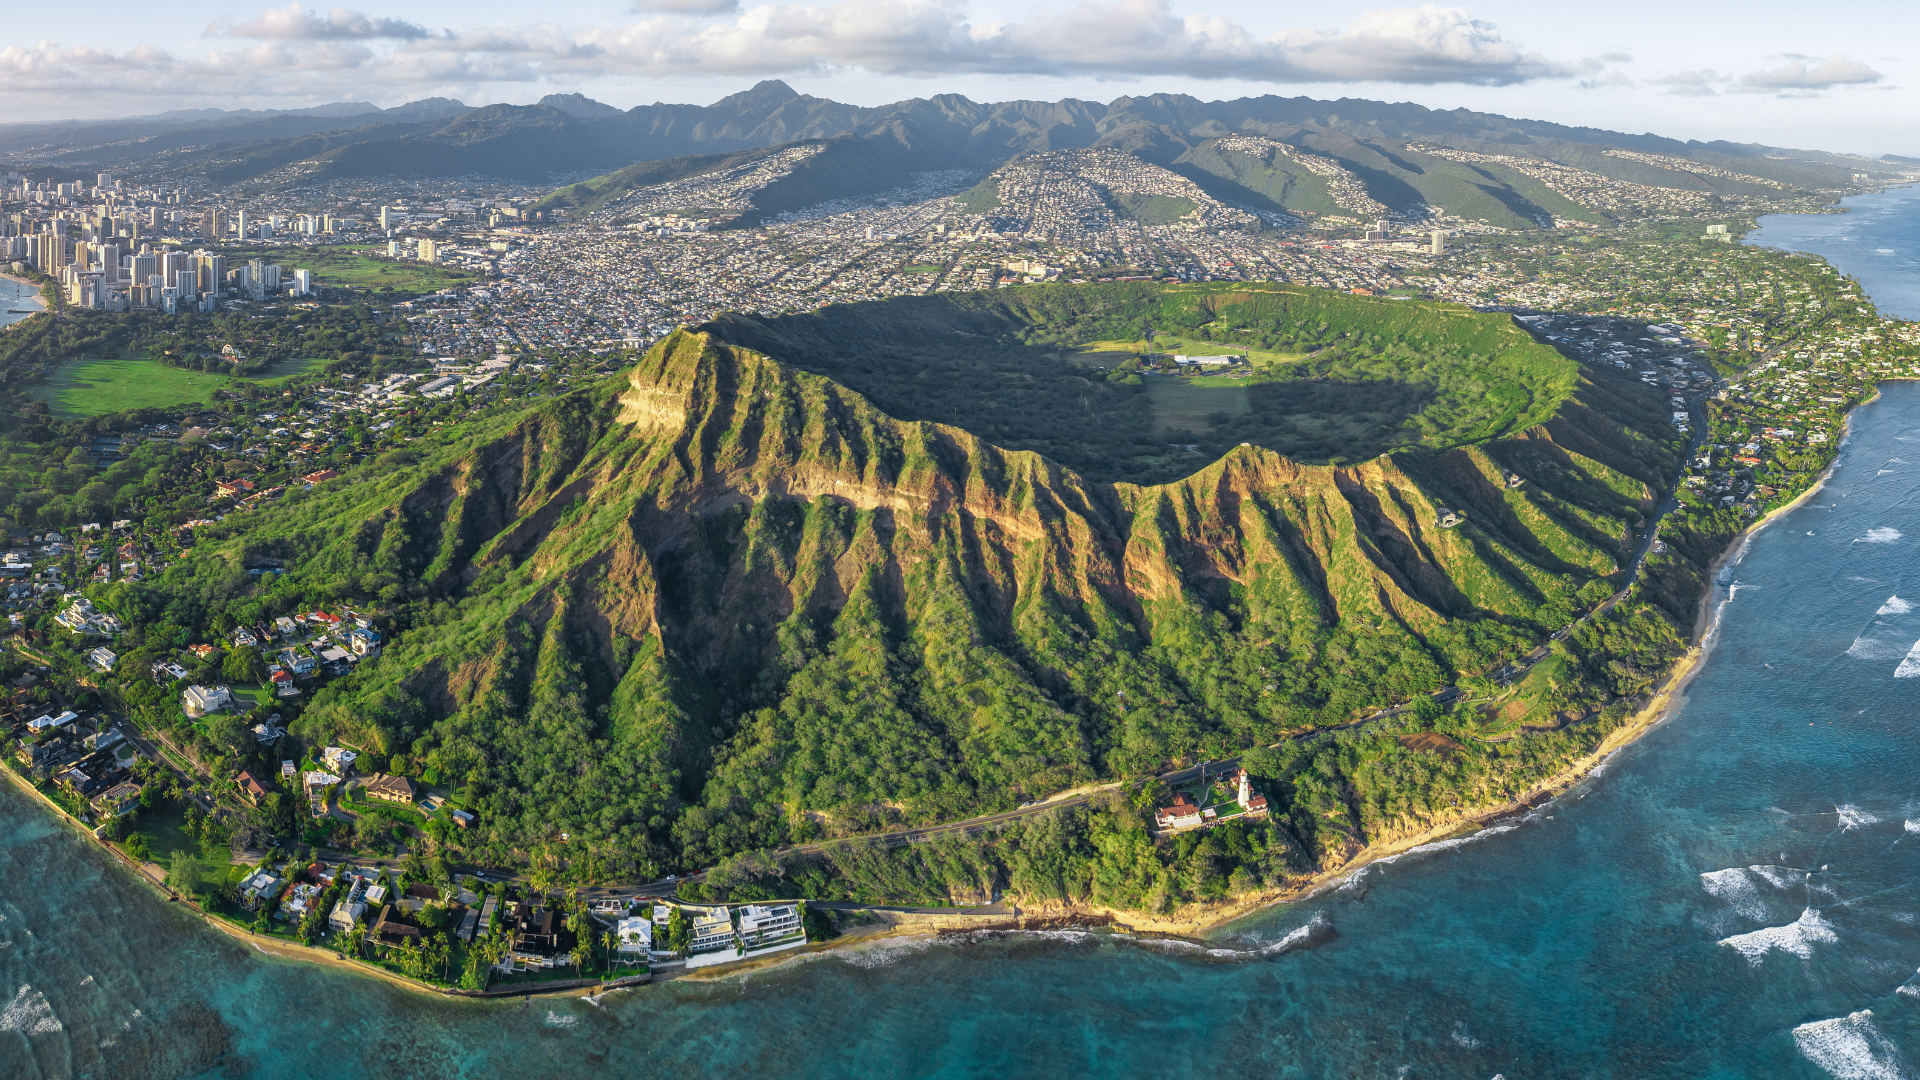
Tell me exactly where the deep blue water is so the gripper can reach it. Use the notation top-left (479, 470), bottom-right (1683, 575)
top-left (9, 200), bottom-right (1920, 1078)
top-left (1752, 184), bottom-right (1920, 318)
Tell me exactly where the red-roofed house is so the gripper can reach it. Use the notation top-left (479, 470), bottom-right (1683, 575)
top-left (235, 770), bottom-right (271, 805)
top-left (302, 469), bottom-right (339, 486)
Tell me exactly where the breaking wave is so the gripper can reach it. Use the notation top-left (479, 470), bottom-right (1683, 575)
top-left (1860, 528), bottom-right (1903, 544)
top-left (1906, 820), bottom-right (1920, 836)
top-left (1376, 824), bottom-right (1518, 865)
top-left (1718, 908), bottom-right (1838, 964)
top-left (1144, 912), bottom-right (1338, 962)
top-left (542, 1011), bottom-right (578, 1028)
top-left (1793, 1009), bottom-right (1908, 1080)
top-left (0, 985), bottom-right (63, 1035)
top-left (1700, 869), bottom-right (1768, 920)
top-left (1878, 596), bottom-right (1912, 615)
top-left (1838, 805), bottom-right (1882, 830)
top-left (1895, 641), bottom-right (1920, 678)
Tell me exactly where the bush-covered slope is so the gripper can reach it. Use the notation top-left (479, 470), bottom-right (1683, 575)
top-left (132, 285), bottom-right (1681, 880)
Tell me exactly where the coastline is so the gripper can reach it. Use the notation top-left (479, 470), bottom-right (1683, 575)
top-left (0, 383), bottom-right (1874, 981)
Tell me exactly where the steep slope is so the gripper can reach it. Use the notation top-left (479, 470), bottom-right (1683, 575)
top-left (162, 286), bottom-right (1679, 876)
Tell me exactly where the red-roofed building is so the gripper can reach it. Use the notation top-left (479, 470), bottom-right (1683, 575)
top-left (235, 770), bottom-right (270, 805)
top-left (302, 469), bottom-right (339, 486)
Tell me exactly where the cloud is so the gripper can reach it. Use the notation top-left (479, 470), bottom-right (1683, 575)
top-left (224, 4), bottom-right (435, 41)
top-left (1652, 69), bottom-right (1725, 97)
top-left (631, 0), bottom-right (742, 14)
top-left (0, 1), bottom-right (1586, 113)
top-left (505, 0), bottom-right (1572, 85)
top-left (1738, 54), bottom-right (1882, 92)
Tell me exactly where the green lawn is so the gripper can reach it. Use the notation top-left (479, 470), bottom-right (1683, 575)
top-left (33, 354), bottom-right (321, 417)
top-left (1143, 376), bottom-right (1252, 434)
top-left (249, 245), bottom-right (474, 293)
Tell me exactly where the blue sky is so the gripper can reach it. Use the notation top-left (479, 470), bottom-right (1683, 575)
top-left (5, 1), bottom-right (1914, 154)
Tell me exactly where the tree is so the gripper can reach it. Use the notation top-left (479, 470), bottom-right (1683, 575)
top-left (223, 648), bottom-right (268, 684)
top-left (167, 849), bottom-right (200, 896)
top-left (666, 906), bottom-right (690, 955)
top-left (126, 833), bottom-right (152, 862)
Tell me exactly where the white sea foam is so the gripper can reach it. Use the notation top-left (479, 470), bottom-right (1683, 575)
top-left (1719, 908), bottom-right (1838, 964)
top-left (1895, 641), bottom-right (1920, 678)
top-left (1906, 820), bottom-right (1920, 836)
top-left (1860, 528), bottom-right (1903, 544)
top-left (1377, 824), bottom-right (1517, 865)
top-left (1451, 1021), bottom-right (1483, 1048)
top-left (542, 1010), bottom-right (578, 1028)
top-left (1793, 1009), bottom-right (1908, 1080)
top-left (1838, 805), bottom-right (1881, 830)
top-left (1749, 864), bottom-right (1807, 890)
top-left (1878, 596), bottom-right (1912, 615)
top-left (1700, 869), bottom-right (1768, 919)
top-left (1899, 971), bottom-right (1920, 999)
top-left (0, 985), bottom-right (63, 1035)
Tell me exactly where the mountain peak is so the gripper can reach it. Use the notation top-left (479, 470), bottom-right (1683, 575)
top-left (538, 92), bottom-right (623, 119)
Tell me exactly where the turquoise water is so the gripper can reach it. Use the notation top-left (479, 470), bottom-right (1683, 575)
top-left (0, 276), bottom-right (44, 330)
top-left (9, 201), bottom-right (1920, 1078)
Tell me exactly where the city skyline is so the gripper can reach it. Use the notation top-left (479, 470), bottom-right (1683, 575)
top-left (1, 1), bottom-right (1915, 155)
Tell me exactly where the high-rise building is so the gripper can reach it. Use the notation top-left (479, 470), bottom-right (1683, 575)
top-left (258, 222), bottom-right (274, 239)
top-left (417, 239), bottom-right (438, 263)
top-left (1430, 230), bottom-right (1447, 255)
top-left (95, 172), bottom-right (113, 189)
top-left (292, 268), bottom-right (311, 295)
top-left (236, 211), bottom-right (249, 238)
top-left (131, 252), bottom-right (158, 287)
top-left (379, 206), bottom-right (391, 231)
top-left (98, 244), bottom-right (120, 282)
top-left (196, 252), bottom-right (225, 295)
top-left (262, 263), bottom-right (280, 290)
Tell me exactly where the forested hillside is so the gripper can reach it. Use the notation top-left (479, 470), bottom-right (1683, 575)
top-left (100, 283), bottom-right (1706, 910)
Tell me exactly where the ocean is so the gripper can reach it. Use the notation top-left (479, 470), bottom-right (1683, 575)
top-left (7, 192), bottom-right (1920, 1078)
top-left (0, 275), bottom-right (45, 331)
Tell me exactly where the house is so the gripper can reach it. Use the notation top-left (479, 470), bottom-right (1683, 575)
top-left (91, 781), bottom-right (142, 819)
top-left (214, 478), bottom-right (255, 499)
top-left (687, 905), bottom-right (736, 954)
top-left (301, 469), bottom-right (339, 486)
top-left (451, 808), bottom-right (476, 829)
top-left (151, 660), bottom-right (189, 682)
top-left (182, 684), bottom-right (232, 717)
top-left (363, 773), bottom-right (416, 804)
top-left (280, 649), bottom-right (316, 677)
top-left (369, 904), bottom-right (424, 946)
top-left (615, 916), bottom-right (652, 956)
top-left (1154, 794), bottom-right (1209, 831)
top-left (349, 627), bottom-right (381, 657)
top-left (271, 668), bottom-right (299, 697)
top-left (456, 905), bottom-right (481, 942)
top-left (400, 882), bottom-right (441, 914)
top-left (330, 899), bottom-right (369, 933)
top-left (238, 868), bottom-right (284, 911)
top-left (231, 627), bottom-right (259, 648)
top-left (320, 746), bottom-right (358, 774)
top-left (188, 643), bottom-right (216, 659)
top-left (503, 902), bottom-right (563, 969)
top-left (86, 647), bottom-right (116, 672)
top-left (234, 769), bottom-right (270, 805)
top-left (272, 616), bottom-right (298, 638)
top-left (738, 904), bottom-right (803, 948)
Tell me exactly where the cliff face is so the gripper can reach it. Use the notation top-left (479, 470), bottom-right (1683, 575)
top-left (300, 326), bottom-right (1673, 862)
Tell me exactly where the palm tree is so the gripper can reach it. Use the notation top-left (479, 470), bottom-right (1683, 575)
top-left (570, 940), bottom-right (590, 977)
top-left (603, 930), bottom-right (617, 974)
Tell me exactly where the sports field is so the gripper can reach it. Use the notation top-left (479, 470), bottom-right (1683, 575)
top-left (250, 244), bottom-right (474, 293)
top-left (32, 355), bottom-right (321, 416)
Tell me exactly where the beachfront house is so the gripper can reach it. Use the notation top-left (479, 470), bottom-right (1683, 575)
top-left (737, 904), bottom-right (804, 949)
top-left (616, 916), bottom-right (652, 957)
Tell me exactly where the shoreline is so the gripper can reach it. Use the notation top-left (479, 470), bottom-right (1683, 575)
top-left (0, 383), bottom-right (1877, 984)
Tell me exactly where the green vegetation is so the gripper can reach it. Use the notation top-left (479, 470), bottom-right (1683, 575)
top-left (66, 281), bottom-right (1696, 915)
top-left (1112, 194), bottom-right (1197, 224)
top-left (713, 281), bottom-right (1595, 481)
top-left (957, 177), bottom-right (1000, 215)
top-left (31, 354), bottom-right (320, 417)
top-left (248, 245), bottom-right (472, 294)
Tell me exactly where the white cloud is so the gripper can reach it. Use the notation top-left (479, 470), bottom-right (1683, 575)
top-left (0, 2), bottom-right (1597, 111)
top-left (1738, 54), bottom-right (1882, 93)
top-left (223, 4), bottom-right (435, 41)
top-left (1653, 69), bottom-right (1725, 97)
top-left (631, 0), bottom-right (743, 14)
top-left (549, 0), bottom-right (1570, 84)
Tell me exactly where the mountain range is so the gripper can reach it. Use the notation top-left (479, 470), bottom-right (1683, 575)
top-left (8, 82), bottom-right (1906, 230)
